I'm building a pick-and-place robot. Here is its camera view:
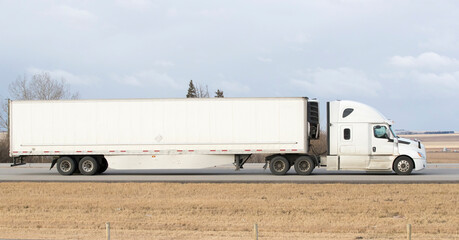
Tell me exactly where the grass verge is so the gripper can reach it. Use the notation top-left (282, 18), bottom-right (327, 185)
top-left (0, 183), bottom-right (458, 239)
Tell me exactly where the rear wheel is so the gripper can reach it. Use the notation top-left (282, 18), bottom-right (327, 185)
top-left (294, 156), bottom-right (315, 175)
top-left (79, 156), bottom-right (99, 175)
top-left (269, 156), bottom-right (290, 175)
top-left (56, 157), bottom-right (77, 175)
top-left (393, 156), bottom-right (414, 175)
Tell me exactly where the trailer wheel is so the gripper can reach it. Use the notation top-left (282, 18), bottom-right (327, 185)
top-left (294, 156), bottom-right (315, 175)
top-left (393, 156), bottom-right (413, 175)
top-left (269, 156), bottom-right (290, 175)
top-left (56, 157), bottom-right (77, 175)
top-left (97, 158), bottom-right (108, 174)
top-left (79, 156), bottom-right (99, 175)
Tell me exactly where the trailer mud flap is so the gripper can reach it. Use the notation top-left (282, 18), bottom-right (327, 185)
top-left (50, 159), bottom-right (58, 170)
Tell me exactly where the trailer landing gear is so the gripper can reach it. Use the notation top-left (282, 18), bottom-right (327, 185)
top-left (234, 154), bottom-right (251, 170)
top-left (11, 156), bottom-right (26, 167)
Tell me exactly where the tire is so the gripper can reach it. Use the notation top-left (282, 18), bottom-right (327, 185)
top-left (79, 156), bottom-right (99, 175)
top-left (294, 156), bottom-right (315, 175)
top-left (393, 156), bottom-right (414, 175)
top-left (97, 157), bottom-right (108, 174)
top-left (269, 156), bottom-right (290, 175)
top-left (56, 157), bottom-right (77, 175)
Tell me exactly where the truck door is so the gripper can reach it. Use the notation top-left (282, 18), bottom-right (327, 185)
top-left (338, 123), bottom-right (370, 169)
top-left (370, 124), bottom-right (394, 155)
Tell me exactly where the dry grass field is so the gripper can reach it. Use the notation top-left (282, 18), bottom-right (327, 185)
top-left (0, 183), bottom-right (458, 240)
top-left (400, 133), bottom-right (459, 163)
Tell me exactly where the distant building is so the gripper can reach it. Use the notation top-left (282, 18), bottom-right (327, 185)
top-left (424, 131), bottom-right (455, 134)
top-left (396, 130), bottom-right (454, 135)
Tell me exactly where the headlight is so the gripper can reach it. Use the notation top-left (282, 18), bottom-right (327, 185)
top-left (417, 152), bottom-right (424, 158)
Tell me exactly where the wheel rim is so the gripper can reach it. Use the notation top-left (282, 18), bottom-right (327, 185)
top-left (60, 160), bottom-right (72, 172)
top-left (273, 160), bottom-right (286, 172)
top-left (298, 160), bottom-right (310, 172)
top-left (397, 160), bottom-right (410, 172)
top-left (82, 160), bottom-right (94, 172)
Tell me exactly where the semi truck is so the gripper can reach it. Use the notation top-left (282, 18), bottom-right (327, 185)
top-left (8, 97), bottom-right (427, 175)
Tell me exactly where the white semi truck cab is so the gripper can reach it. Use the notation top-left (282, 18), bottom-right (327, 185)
top-left (320, 100), bottom-right (427, 174)
top-left (9, 98), bottom-right (426, 175)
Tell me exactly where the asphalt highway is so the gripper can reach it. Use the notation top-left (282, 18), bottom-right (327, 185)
top-left (0, 163), bottom-right (458, 183)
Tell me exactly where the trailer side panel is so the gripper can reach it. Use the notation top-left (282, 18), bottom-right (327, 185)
top-left (10, 98), bottom-right (308, 156)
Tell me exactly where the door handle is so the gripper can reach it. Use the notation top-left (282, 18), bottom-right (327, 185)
top-left (372, 147), bottom-right (376, 152)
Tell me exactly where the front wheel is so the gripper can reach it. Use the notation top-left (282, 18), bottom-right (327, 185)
top-left (269, 156), bottom-right (290, 175)
top-left (393, 157), bottom-right (414, 175)
top-left (294, 156), bottom-right (315, 175)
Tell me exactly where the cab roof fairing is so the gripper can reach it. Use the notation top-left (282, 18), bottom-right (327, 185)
top-left (334, 100), bottom-right (392, 124)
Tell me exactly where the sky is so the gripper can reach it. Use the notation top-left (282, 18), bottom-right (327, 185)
top-left (1, 0), bottom-right (458, 131)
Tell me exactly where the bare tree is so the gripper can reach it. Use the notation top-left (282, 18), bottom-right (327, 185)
top-left (0, 98), bottom-right (9, 163)
top-left (9, 73), bottom-right (79, 100)
top-left (0, 99), bottom-right (7, 131)
top-left (309, 130), bottom-right (327, 156)
top-left (0, 136), bottom-right (11, 163)
top-left (0, 72), bottom-right (79, 163)
top-left (196, 84), bottom-right (210, 98)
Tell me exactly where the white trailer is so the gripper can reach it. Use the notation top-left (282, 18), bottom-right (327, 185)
top-left (8, 97), bottom-right (426, 175)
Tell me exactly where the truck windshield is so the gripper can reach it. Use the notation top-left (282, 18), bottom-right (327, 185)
top-left (389, 126), bottom-right (398, 138)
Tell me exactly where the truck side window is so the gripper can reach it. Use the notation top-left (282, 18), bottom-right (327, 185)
top-left (374, 125), bottom-right (388, 139)
top-left (344, 128), bottom-right (351, 140)
top-left (342, 108), bottom-right (354, 118)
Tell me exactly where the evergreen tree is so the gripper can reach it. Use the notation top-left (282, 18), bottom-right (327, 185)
top-left (186, 80), bottom-right (197, 98)
top-left (215, 89), bottom-right (224, 98)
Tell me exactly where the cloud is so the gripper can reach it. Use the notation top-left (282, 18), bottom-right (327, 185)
top-left (198, 8), bottom-right (227, 17)
top-left (26, 68), bottom-right (98, 85)
top-left (45, 5), bottom-right (96, 22)
top-left (115, 0), bottom-right (155, 10)
top-left (153, 60), bottom-right (175, 68)
top-left (389, 52), bottom-right (459, 70)
top-left (257, 57), bottom-right (273, 63)
top-left (118, 75), bottom-right (141, 86)
top-left (410, 71), bottom-right (459, 95)
top-left (388, 52), bottom-right (459, 96)
top-left (418, 35), bottom-right (459, 51)
top-left (381, 70), bottom-right (459, 98)
top-left (284, 32), bottom-right (309, 44)
top-left (166, 8), bottom-right (178, 17)
top-left (114, 70), bottom-right (180, 89)
top-left (219, 80), bottom-right (250, 94)
top-left (291, 67), bottom-right (381, 98)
